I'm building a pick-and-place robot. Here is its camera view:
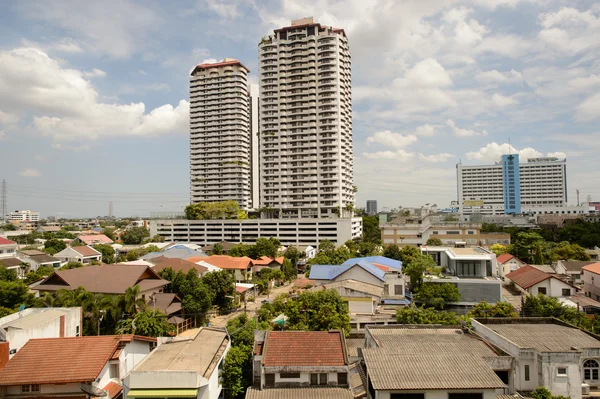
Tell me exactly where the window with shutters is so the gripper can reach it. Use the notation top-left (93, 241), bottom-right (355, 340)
top-left (310, 373), bottom-right (318, 385)
top-left (319, 373), bottom-right (328, 385)
top-left (524, 365), bottom-right (530, 381)
top-left (265, 373), bottom-right (275, 387)
top-left (338, 372), bottom-right (347, 385)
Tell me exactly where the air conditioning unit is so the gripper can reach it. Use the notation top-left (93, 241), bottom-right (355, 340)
top-left (582, 383), bottom-right (590, 395)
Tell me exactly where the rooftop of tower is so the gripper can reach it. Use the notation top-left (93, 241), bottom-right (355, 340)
top-left (190, 58), bottom-right (250, 76)
top-left (271, 17), bottom-right (346, 37)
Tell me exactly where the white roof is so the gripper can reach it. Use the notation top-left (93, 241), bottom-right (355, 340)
top-left (195, 260), bottom-right (222, 272)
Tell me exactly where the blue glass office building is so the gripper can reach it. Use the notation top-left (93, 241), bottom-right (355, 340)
top-left (502, 154), bottom-right (521, 214)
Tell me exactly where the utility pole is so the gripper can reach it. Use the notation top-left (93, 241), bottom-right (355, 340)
top-left (108, 201), bottom-right (114, 219)
top-left (577, 189), bottom-right (580, 206)
top-left (1, 179), bottom-right (6, 223)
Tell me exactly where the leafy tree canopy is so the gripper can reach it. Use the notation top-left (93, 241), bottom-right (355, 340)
top-left (93, 244), bottom-right (115, 264)
top-left (184, 200), bottom-right (244, 220)
top-left (396, 306), bottom-right (459, 325)
top-left (414, 282), bottom-right (461, 310)
top-left (120, 227), bottom-right (150, 245)
top-left (468, 301), bottom-right (518, 318)
top-left (425, 237), bottom-right (443, 246)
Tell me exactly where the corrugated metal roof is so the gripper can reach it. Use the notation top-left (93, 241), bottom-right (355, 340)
top-left (309, 261), bottom-right (385, 282)
top-left (3, 309), bottom-right (68, 329)
top-left (245, 387), bottom-right (354, 399)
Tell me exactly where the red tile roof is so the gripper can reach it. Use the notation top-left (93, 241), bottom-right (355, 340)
top-left (251, 256), bottom-right (284, 266)
top-left (191, 59), bottom-right (249, 74)
top-left (263, 331), bottom-right (346, 367)
top-left (103, 381), bottom-right (122, 399)
top-left (496, 253), bottom-right (523, 264)
top-left (505, 265), bottom-right (553, 289)
top-left (583, 262), bottom-right (600, 276)
top-left (0, 237), bottom-right (16, 245)
top-left (0, 336), bottom-right (125, 385)
top-left (77, 234), bottom-right (113, 245)
top-left (190, 255), bottom-right (252, 270)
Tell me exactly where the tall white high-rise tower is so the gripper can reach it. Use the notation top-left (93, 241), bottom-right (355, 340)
top-left (258, 17), bottom-right (354, 218)
top-left (189, 59), bottom-right (252, 209)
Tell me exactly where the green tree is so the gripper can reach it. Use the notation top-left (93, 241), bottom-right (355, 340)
top-left (123, 286), bottom-right (146, 315)
top-left (250, 237), bottom-right (280, 259)
top-left (60, 261), bottom-right (83, 270)
top-left (228, 243), bottom-right (250, 257)
top-left (414, 282), bottom-right (461, 310)
top-left (318, 239), bottom-right (336, 253)
top-left (399, 245), bottom-right (423, 265)
top-left (425, 237), bottom-right (443, 246)
top-left (102, 228), bottom-right (116, 241)
top-left (221, 344), bottom-right (252, 398)
top-left (489, 243), bottom-right (510, 257)
top-left (116, 309), bottom-right (174, 337)
top-left (44, 238), bottom-right (67, 255)
top-left (282, 258), bottom-right (296, 281)
top-left (0, 268), bottom-right (18, 282)
top-left (93, 244), bottom-right (115, 264)
top-left (550, 241), bottom-right (591, 262)
top-left (1, 223), bottom-right (17, 231)
top-left (403, 255), bottom-right (437, 291)
top-left (468, 301), bottom-right (518, 318)
top-left (184, 200), bottom-right (243, 220)
top-left (362, 216), bottom-right (381, 244)
top-left (383, 244), bottom-right (402, 261)
top-left (396, 306), bottom-right (459, 325)
top-left (0, 280), bottom-right (33, 310)
top-left (283, 246), bottom-right (302, 266)
top-left (511, 232), bottom-right (546, 264)
top-left (202, 270), bottom-right (235, 312)
top-left (283, 289), bottom-right (350, 334)
top-left (530, 386), bottom-right (570, 399)
top-left (121, 227), bottom-right (150, 245)
top-left (212, 242), bottom-right (224, 255)
top-left (226, 313), bottom-right (255, 347)
top-left (23, 265), bottom-right (55, 285)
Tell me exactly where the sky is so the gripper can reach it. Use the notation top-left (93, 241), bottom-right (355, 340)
top-left (0, 0), bottom-right (599, 218)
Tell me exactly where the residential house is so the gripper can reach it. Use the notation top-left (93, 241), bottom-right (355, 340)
top-left (143, 245), bottom-right (207, 261)
top-left (0, 238), bottom-right (17, 259)
top-left (124, 327), bottom-right (229, 399)
top-left (362, 325), bottom-right (509, 399)
top-left (309, 260), bottom-right (387, 288)
top-left (555, 260), bottom-right (596, 284)
top-left (293, 245), bottom-right (317, 260)
top-left (36, 225), bottom-right (61, 234)
top-left (73, 234), bottom-right (114, 246)
top-left (251, 256), bottom-right (284, 273)
top-left (496, 253), bottom-right (527, 278)
top-left (33, 264), bottom-right (169, 299)
top-left (587, 249), bottom-right (600, 262)
top-left (251, 330), bottom-right (353, 395)
top-left (342, 256), bottom-right (402, 271)
top-left (506, 265), bottom-right (577, 297)
top-left (421, 246), bottom-right (503, 305)
top-left (311, 280), bottom-right (383, 315)
top-left (151, 257), bottom-right (209, 277)
top-left (189, 255), bottom-right (253, 282)
top-left (583, 262), bottom-right (600, 301)
top-left (0, 335), bottom-right (155, 399)
top-left (472, 317), bottom-right (600, 399)
top-left (18, 250), bottom-right (61, 271)
top-left (0, 257), bottom-right (24, 276)
top-left (53, 245), bottom-right (102, 264)
top-left (0, 307), bottom-right (82, 361)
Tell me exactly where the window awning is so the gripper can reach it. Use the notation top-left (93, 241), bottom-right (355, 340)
top-left (127, 389), bottom-right (199, 398)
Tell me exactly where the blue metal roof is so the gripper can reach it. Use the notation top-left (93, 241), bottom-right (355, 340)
top-left (309, 260), bottom-right (386, 282)
top-left (382, 298), bottom-right (411, 305)
top-left (343, 256), bottom-right (402, 271)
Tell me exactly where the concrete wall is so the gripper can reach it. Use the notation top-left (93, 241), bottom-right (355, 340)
top-left (538, 352), bottom-right (582, 399)
top-left (261, 370), bottom-right (343, 389)
top-left (530, 278), bottom-right (573, 297)
top-left (334, 266), bottom-right (384, 287)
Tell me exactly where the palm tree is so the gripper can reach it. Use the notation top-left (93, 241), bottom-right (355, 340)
top-left (123, 286), bottom-right (146, 315)
top-left (100, 295), bottom-right (124, 330)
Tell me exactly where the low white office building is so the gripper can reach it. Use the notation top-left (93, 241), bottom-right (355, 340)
top-left (7, 210), bottom-right (40, 222)
top-left (150, 218), bottom-right (362, 247)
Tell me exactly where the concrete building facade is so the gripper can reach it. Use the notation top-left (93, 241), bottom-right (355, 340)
top-left (150, 217), bottom-right (362, 247)
top-left (7, 210), bottom-right (40, 222)
top-left (258, 17), bottom-right (354, 219)
top-left (457, 156), bottom-right (567, 216)
top-left (189, 59), bottom-right (252, 210)
top-left (366, 200), bottom-right (377, 215)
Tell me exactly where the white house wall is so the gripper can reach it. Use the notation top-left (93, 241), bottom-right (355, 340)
top-left (374, 390), bottom-right (498, 399)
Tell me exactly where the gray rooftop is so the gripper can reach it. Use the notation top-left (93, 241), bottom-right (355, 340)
top-left (1, 308), bottom-right (72, 330)
top-left (245, 387), bottom-right (354, 399)
top-left (482, 321), bottom-right (600, 352)
top-left (363, 326), bottom-right (506, 391)
top-left (133, 328), bottom-right (228, 378)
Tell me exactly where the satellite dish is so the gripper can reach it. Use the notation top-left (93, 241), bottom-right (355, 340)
top-left (80, 383), bottom-right (107, 397)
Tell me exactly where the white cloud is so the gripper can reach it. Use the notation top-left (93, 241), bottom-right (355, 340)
top-left (492, 93), bottom-right (519, 107)
top-left (51, 38), bottom-right (83, 53)
top-left (18, 1), bottom-right (159, 58)
top-left (547, 151), bottom-right (567, 159)
top-left (539, 7), bottom-right (600, 55)
top-left (83, 68), bottom-right (106, 78)
top-left (418, 153), bottom-right (455, 162)
top-left (475, 69), bottom-right (522, 85)
top-left (465, 142), bottom-right (553, 163)
top-left (199, 0), bottom-right (243, 19)
top-left (403, 58), bottom-right (453, 88)
top-left (477, 34), bottom-right (534, 57)
top-left (362, 149), bottom-right (415, 160)
top-left (19, 168), bottom-right (41, 177)
top-left (446, 119), bottom-right (488, 137)
top-left (0, 48), bottom-right (188, 143)
top-left (414, 124), bottom-right (439, 137)
top-left (0, 109), bottom-right (19, 125)
top-left (576, 93), bottom-right (600, 121)
top-left (366, 131), bottom-right (418, 149)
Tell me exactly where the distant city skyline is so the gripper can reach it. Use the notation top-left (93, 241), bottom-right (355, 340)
top-left (1, 1), bottom-right (599, 217)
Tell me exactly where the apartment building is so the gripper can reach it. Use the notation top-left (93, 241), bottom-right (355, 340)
top-left (457, 155), bottom-right (567, 215)
top-left (381, 215), bottom-right (511, 247)
top-left (258, 17), bottom-right (354, 219)
top-left (366, 200), bottom-right (377, 215)
top-left (7, 210), bottom-right (40, 222)
top-left (149, 217), bottom-right (362, 247)
top-left (189, 58), bottom-right (252, 210)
